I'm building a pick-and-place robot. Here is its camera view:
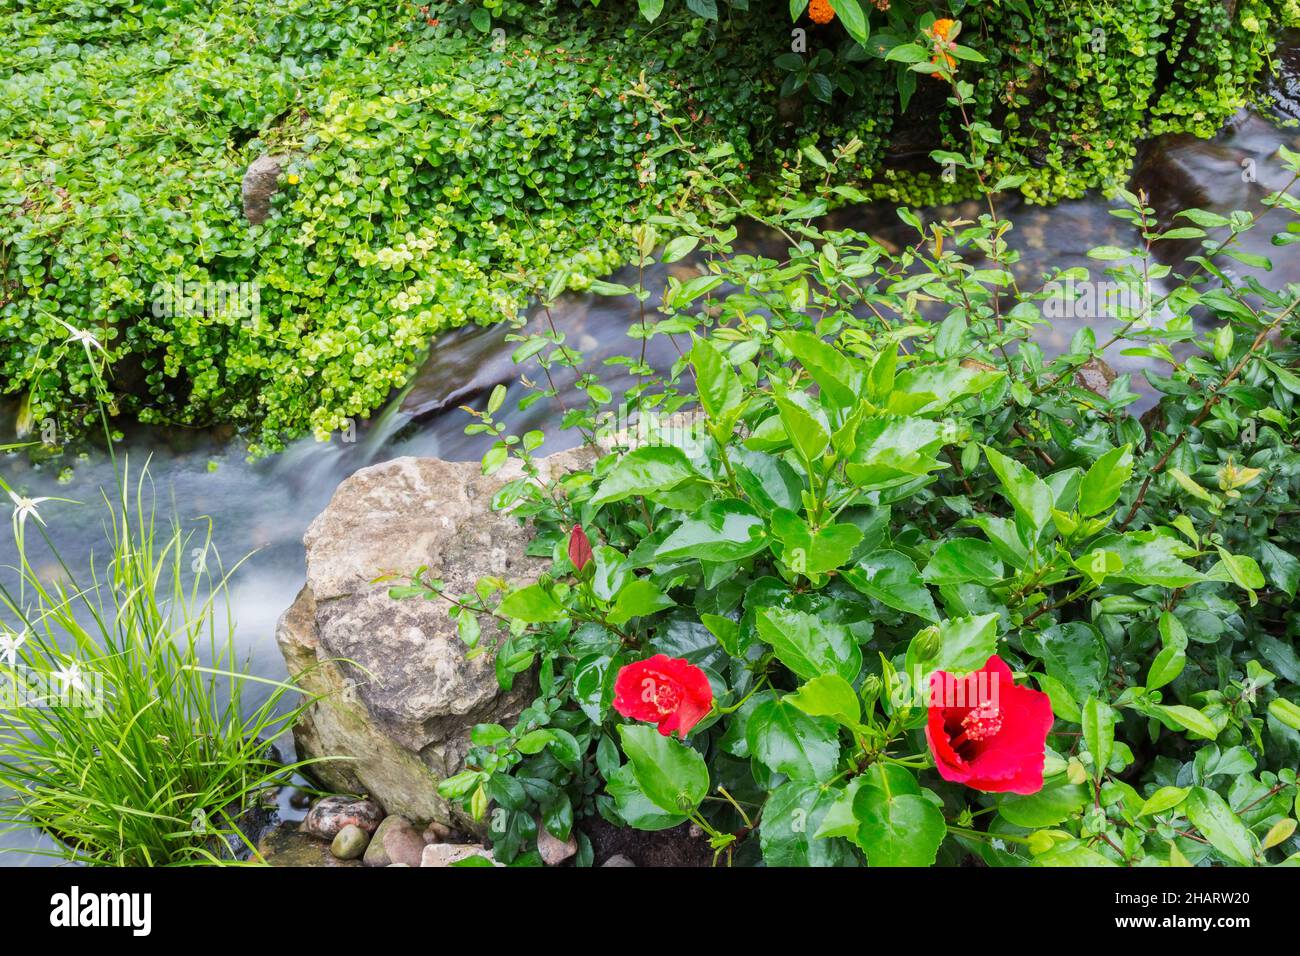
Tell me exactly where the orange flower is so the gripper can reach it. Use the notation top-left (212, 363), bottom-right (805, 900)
top-left (929, 17), bottom-right (956, 40)
top-left (924, 18), bottom-right (959, 79)
top-left (809, 0), bottom-right (836, 25)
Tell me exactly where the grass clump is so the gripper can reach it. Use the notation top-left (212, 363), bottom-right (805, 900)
top-left (0, 460), bottom-right (315, 866)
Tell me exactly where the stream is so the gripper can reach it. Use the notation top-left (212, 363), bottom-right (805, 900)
top-left (1, 37), bottom-right (1298, 864)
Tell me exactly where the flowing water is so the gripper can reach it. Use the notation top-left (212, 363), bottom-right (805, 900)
top-left (2, 39), bottom-right (1298, 864)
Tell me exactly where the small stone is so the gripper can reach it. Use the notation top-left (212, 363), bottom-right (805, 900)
top-left (330, 824), bottom-right (369, 861)
top-left (364, 815), bottom-right (424, 868)
top-left (387, 863), bottom-right (411, 867)
top-left (1139, 404), bottom-right (1166, 439)
top-left (242, 154), bottom-right (287, 226)
top-left (422, 821), bottom-right (453, 844)
top-left (668, 263), bottom-right (700, 283)
top-left (304, 796), bottom-right (384, 840)
top-left (601, 854), bottom-right (636, 867)
top-left (1074, 357), bottom-right (1117, 398)
top-left (420, 843), bottom-right (500, 868)
top-left (535, 824), bottom-right (578, 866)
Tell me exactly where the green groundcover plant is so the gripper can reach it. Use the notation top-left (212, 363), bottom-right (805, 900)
top-left (3, 0), bottom-right (1295, 455)
top-left (397, 82), bottom-right (1300, 865)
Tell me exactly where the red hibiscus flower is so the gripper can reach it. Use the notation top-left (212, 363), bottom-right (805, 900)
top-left (925, 655), bottom-right (1054, 794)
top-left (613, 654), bottom-right (713, 738)
top-left (568, 524), bottom-right (593, 572)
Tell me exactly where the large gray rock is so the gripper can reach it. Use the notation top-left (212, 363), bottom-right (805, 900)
top-left (276, 451), bottom-right (591, 830)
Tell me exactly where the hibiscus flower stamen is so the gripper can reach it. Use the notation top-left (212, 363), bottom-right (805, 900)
top-left (641, 674), bottom-right (683, 715)
top-left (950, 706), bottom-right (1003, 749)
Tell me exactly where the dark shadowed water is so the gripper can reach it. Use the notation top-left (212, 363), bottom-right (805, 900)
top-left (1, 41), bottom-right (1298, 862)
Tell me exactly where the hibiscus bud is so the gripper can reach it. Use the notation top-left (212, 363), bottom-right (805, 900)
top-left (568, 524), bottom-right (594, 572)
top-left (861, 674), bottom-right (882, 708)
top-left (912, 626), bottom-right (941, 663)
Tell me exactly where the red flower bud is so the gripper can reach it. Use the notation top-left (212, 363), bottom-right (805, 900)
top-left (613, 654), bottom-right (713, 738)
top-left (925, 655), bottom-right (1054, 794)
top-left (568, 524), bottom-right (593, 571)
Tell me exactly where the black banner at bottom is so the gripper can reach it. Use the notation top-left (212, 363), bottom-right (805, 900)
top-left (0, 863), bottom-right (1281, 943)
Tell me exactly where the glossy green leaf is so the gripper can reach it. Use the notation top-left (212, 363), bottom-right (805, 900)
top-left (618, 725), bottom-right (709, 815)
top-left (607, 577), bottom-right (676, 626)
top-left (932, 612), bottom-right (1000, 674)
top-left (1185, 787), bottom-right (1257, 865)
top-left (760, 782), bottom-right (860, 866)
top-left (921, 538), bottom-right (1004, 585)
top-left (785, 674), bottom-right (861, 727)
top-left (498, 584), bottom-right (567, 623)
top-left (755, 606), bottom-right (863, 682)
top-left (590, 446), bottom-right (701, 507)
top-left (851, 786), bottom-right (945, 867)
top-left (1079, 444), bottom-right (1134, 516)
top-left (841, 549), bottom-right (939, 623)
top-left (1082, 697), bottom-right (1116, 780)
top-left (983, 445), bottom-right (1053, 533)
top-left (999, 778), bottom-right (1089, 827)
top-left (747, 698), bottom-right (841, 782)
top-left (655, 499), bottom-right (767, 563)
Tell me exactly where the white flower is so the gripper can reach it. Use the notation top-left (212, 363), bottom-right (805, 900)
top-left (55, 318), bottom-right (106, 354)
top-left (8, 489), bottom-right (51, 538)
top-left (53, 662), bottom-right (85, 694)
top-left (0, 629), bottom-right (26, 668)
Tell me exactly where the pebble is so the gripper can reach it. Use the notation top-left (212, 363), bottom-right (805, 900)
top-left (330, 824), bottom-right (370, 860)
top-left (535, 824), bottom-right (578, 866)
top-left (363, 815), bottom-right (425, 868)
top-left (422, 820), bottom-right (453, 844)
top-left (420, 843), bottom-right (501, 867)
top-left (304, 796), bottom-right (384, 841)
top-left (602, 854), bottom-right (636, 867)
